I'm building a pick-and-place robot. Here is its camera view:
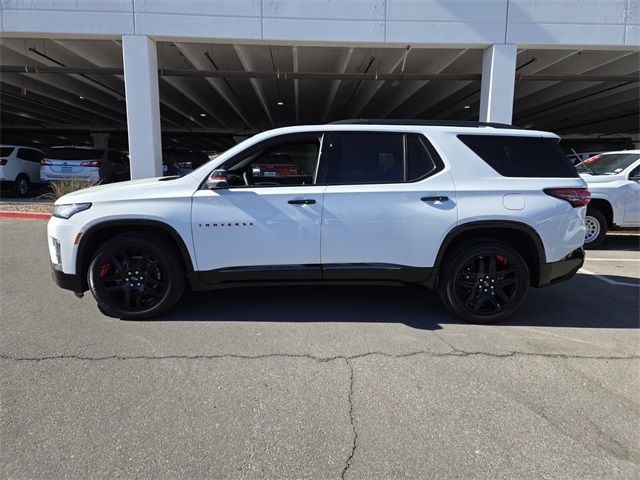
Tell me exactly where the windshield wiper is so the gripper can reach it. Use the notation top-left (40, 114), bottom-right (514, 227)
top-left (572, 148), bottom-right (595, 174)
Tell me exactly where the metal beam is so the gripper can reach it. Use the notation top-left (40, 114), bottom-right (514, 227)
top-left (292, 46), bottom-right (300, 124)
top-left (175, 43), bottom-right (255, 129)
top-left (3, 65), bottom-right (637, 83)
top-left (323, 47), bottom-right (353, 122)
top-left (233, 45), bottom-right (274, 127)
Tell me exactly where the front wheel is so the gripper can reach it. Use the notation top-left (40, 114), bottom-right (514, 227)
top-left (438, 242), bottom-right (530, 324)
top-left (88, 233), bottom-right (185, 319)
top-left (584, 208), bottom-right (607, 249)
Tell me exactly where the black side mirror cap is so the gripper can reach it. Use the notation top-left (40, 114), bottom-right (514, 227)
top-left (206, 169), bottom-right (228, 189)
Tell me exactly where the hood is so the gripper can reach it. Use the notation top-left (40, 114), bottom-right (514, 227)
top-left (55, 175), bottom-right (198, 205)
top-left (579, 173), bottom-right (625, 184)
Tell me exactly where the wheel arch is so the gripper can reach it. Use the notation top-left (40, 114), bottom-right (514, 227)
top-left (76, 219), bottom-right (194, 292)
top-left (428, 221), bottom-right (546, 289)
top-left (587, 198), bottom-right (614, 228)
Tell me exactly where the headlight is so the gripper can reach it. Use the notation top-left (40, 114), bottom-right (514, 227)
top-left (52, 203), bottom-right (92, 219)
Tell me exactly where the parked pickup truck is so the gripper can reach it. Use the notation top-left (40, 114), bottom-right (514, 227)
top-left (577, 150), bottom-right (640, 248)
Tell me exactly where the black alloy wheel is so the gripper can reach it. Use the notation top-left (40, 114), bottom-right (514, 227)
top-left (88, 234), bottom-right (185, 319)
top-left (15, 174), bottom-right (30, 197)
top-left (439, 241), bottom-right (530, 323)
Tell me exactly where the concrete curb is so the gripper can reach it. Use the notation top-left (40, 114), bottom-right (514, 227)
top-left (0, 211), bottom-right (51, 220)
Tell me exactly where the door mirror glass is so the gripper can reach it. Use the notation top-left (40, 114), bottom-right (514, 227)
top-left (206, 169), bottom-right (229, 189)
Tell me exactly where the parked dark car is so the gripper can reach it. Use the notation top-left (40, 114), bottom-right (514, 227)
top-left (162, 148), bottom-right (210, 177)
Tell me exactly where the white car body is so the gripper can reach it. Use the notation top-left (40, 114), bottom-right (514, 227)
top-left (46, 122), bottom-right (589, 322)
top-left (0, 145), bottom-right (45, 195)
top-left (579, 150), bottom-right (640, 228)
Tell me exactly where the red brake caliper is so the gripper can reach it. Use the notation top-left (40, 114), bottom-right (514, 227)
top-left (99, 263), bottom-right (111, 278)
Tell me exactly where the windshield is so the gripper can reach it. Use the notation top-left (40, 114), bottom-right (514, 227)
top-left (577, 153), bottom-right (640, 175)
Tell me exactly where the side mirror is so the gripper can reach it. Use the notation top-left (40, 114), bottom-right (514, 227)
top-left (206, 169), bottom-right (228, 189)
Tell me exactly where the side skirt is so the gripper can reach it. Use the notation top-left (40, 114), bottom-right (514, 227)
top-left (190, 263), bottom-right (433, 291)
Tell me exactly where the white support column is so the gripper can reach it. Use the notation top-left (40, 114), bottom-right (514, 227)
top-left (479, 44), bottom-right (517, 124)
top-left (122, 35), bottom-right (162, 179)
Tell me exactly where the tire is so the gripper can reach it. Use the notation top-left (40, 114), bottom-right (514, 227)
top-left (584, 208), bottom-right (607, 249)
top-left (14, 174), bottom-right (30, 197)
top-left (87, 233), bottom-right (185, 319)
top-left (438, 241), bottom-right (530, 324)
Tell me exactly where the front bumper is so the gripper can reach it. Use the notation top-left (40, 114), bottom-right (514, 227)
top-left (51, 262), bottom-right (85, 293)
top-left (537, 247), bottom-right (585, 287)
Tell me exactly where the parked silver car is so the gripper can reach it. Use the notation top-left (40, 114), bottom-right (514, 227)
top-left (40, 146), bottom-right (130, 184)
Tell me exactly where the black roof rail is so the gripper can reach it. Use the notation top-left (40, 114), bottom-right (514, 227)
top-left (329, 119), bottom-right (521, 129)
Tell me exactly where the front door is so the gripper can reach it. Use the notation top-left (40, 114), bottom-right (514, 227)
top-left (623, 163), bottom-right (640, 225)
top-left (320, 131), bottom-right (457, 281)
top-left (191, 133), bottom-right (327, 283)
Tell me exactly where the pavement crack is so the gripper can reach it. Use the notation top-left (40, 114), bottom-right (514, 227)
top-left (0, 351), bottom-right (638, 363)
top-left (341, 358), bottom-right (357, 480)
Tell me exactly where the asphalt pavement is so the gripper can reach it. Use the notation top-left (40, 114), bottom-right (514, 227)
top-left (1, 219), bottom-right (638, 479)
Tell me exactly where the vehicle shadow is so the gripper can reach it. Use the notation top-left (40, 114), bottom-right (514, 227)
top-left (591, 233), bottom-right (640, 251)
top-left (155, 273), bottom-right (639, 330)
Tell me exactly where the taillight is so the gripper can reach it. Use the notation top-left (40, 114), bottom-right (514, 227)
top-left (41, 159), bottom-right (52, 165)
top-left (0, 159), bottom-right (7, 166)
top-left (80, 161), bottom-right (102, 167)
top-left (175, 161), bottom-right (193, 169)
top-left (544, 188), bottom-right (591, 207)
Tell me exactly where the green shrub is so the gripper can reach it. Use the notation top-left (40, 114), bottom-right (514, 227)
top-left (42, 179), bottom-right (101, 201)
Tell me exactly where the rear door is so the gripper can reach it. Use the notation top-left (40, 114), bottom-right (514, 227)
top-left (320, 131), bottom-right (457, 281)
top-left (191, 133), bottom-right (327, 282)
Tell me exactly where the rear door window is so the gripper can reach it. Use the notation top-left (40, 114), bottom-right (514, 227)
top-left (457, 135), bottom-right (578, 178)
top-left (17, 149), bottom-right (43, 162)
top-left (326, 132), bottom-right (443, 184)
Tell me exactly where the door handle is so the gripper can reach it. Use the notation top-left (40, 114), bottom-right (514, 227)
top-left (421, 196), bottom-right (449, 203)
top-left (288, 199), bottom-right (316, 205)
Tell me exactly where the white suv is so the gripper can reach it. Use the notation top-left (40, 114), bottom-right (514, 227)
top-left (47, 121), bottom-right (589, 323)
top-left (577, 150), bottom-right (640, 248)
top-left (0, 145), bottom-right (45, 196)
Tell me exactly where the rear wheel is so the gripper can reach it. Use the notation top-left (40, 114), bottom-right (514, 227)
top-left (14, 174), bottom-right (30, 197)
top-left (87, 233), bottom-right (185, 319)
top-left (438, 241), bottom-right (530, 324)
top-left (584, 208), bottom-right (607, 249)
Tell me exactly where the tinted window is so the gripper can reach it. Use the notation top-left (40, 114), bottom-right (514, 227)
top-left (47, 148), bottom-right (104, 160)
top-left (458, 135), bottom-right (578, 178)
top-left (0, 147), bottom-right (15, 157)
top-left (329, 133), bottom-right (404, 184)
top-left (407, 135), bottom-right (438, 181)
top-left (18, 148), bottom-right (43, 162)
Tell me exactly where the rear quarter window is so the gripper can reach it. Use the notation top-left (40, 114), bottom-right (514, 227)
top-left (457, 135), bottom-right (579, 178)
top-left (0, 147), bottom-right (15, 157)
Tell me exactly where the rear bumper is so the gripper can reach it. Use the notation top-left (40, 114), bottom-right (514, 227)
top-left (537, 247), bottom-right (585, 287)
top-left (51, 262), bottom-right (85, 293)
